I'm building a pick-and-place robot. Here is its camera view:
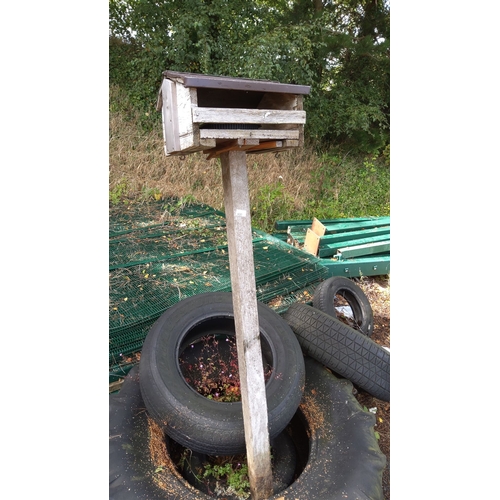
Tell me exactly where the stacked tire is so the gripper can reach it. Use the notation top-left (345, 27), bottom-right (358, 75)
top-left (138, 292), bottom-right (306, 455)
top-left (109, 288), bottom-right (388, 499)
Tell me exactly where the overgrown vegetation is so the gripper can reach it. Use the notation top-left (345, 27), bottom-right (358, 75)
top-left (177, 449), bottom-right (251, 499)
top-left (202, 459), bottom-right (251, 499)
top-left (179, 334), bottom-right (272, 402)
top-left (108, 0), bottom-right (390, 232)
top-left (109, 0), bottom-right (389, 152)
top-left (109, 86), bottom-right (389, 233)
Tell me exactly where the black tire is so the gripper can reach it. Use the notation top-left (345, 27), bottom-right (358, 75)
top-left (313, 276), bottom-right (374, 336)
top-left (139, 292), bottom-right (305, 455)
top-left (110, 360), bottom-right (386, 500)
top-left (270, 430), bottom-right (297, 493)
top-left (271, 356), bottom-right (386, 499)
top-left (110, 367), bottom-right (212, 500)
top-left (283, 302), bottom-right (390, 402)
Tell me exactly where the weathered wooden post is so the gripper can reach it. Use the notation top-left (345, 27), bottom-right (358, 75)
top-left (157, 71), bottom-right (310, 499)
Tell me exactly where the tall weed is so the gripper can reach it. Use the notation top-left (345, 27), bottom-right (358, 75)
top-left (252, 181), bottom-right (296, 233)
top-left (304, 152), bottom-right (390, 220)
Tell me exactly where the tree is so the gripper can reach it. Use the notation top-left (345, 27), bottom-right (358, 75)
top-left (109, 0), bottom-right (390, 152)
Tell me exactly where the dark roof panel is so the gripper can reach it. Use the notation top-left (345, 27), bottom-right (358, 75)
top-left (164, 71), bottom-right (310, 95)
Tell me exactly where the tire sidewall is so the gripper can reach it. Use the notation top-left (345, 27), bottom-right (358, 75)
top-left (313, 276), bottom-right (374, 336)
top-left (139, 292), bottom-right (305, 454)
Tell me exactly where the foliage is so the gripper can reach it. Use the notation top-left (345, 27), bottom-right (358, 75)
top-left (179, 334), bottom-right (272, 402)
top-left (304, 149), bottom-right (390, 220)
top-left (109, 0), bottom-right (390, 153)
top-left (203, 459), bottom-right (251, 499)
top-left (249, 149), bottom-right (390, 231)
top-left (109, 36), bottom-right (164, 130)
top-left (139, 185), bottom-right (162, 202)
top-left (109, 178), bottom-right (129, 205)
top-left (382, 143), bottom-right (390, 166)
top-left (252, 180), bottom-right (297, 234)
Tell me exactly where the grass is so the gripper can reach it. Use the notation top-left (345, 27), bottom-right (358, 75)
top-left (109, 86), bottom-right (390, 233)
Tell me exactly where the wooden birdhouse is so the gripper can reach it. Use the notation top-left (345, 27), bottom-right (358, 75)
top-left (156, 71), bottom-right (310, 158)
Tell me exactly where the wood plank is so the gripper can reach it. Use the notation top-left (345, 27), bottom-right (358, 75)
top-left (200, 129), bottom-right (300, 140)
top-left (311, 217), bottom-right (326, 236)
top-left (193, 107), bottom-right (306, 125)
top-left (297, 123), bottom-right (304, 147)
top-left (246, 140), bottom-right (299, 155)
top-left (164, 70), bottom-right (311, 95)
top-left (176, 85), bottom-right (198, 151)
top-left (247, 145), bottom-right (298, 155)
top-left (165, 140), bottom-right (216, 157)
top-left (161, 79), bottom-right (180, 154)
top-left (203, 139), bottom-right (260, 160)
top-left (281, 139), bottom-right (299, 148)
top-left (245, 140), bottom-right (282, 152)
top-left (303, 228), bottom-right (321, 256)
top-left (220, 151), bottom-right (273, 500)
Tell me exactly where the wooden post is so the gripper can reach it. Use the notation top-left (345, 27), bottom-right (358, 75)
top-left (220, 150), bottom-right (273, 500)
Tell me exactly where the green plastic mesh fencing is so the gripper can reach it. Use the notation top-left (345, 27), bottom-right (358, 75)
top-left (109, 199), bottom-right (328, 382)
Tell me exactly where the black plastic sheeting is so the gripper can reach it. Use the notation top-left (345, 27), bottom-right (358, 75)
top-left (109, 358), bottom-right (386, 500)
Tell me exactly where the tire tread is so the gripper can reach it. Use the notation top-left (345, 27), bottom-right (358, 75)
top-left (283, 302), bottom-right (389, 401)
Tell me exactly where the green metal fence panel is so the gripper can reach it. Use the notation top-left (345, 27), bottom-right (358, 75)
top-left (109, 199), bottom-right (328, 383)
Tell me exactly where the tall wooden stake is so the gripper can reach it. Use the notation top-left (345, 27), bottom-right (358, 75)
top-left (220, 150), bottom-right (273, 500)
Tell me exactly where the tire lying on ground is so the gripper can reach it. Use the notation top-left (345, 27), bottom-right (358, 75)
top-left (110, 366), bottom-right (212, 500)
top-left (109, 359), bottom-right (387, 500)
top-left (313, 276), bottom-right (374, 336)
top-left (139, 292), bottom-right (305, 455)
top-left (272, 356), bottom-right (386, 500)
top-left (283, 302), bottom-right (390, 402)
top-left (110, 367), bottom-right (297, 500)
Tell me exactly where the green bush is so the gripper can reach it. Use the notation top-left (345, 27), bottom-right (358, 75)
top-left (303, 151), bottom-right (390, 221)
